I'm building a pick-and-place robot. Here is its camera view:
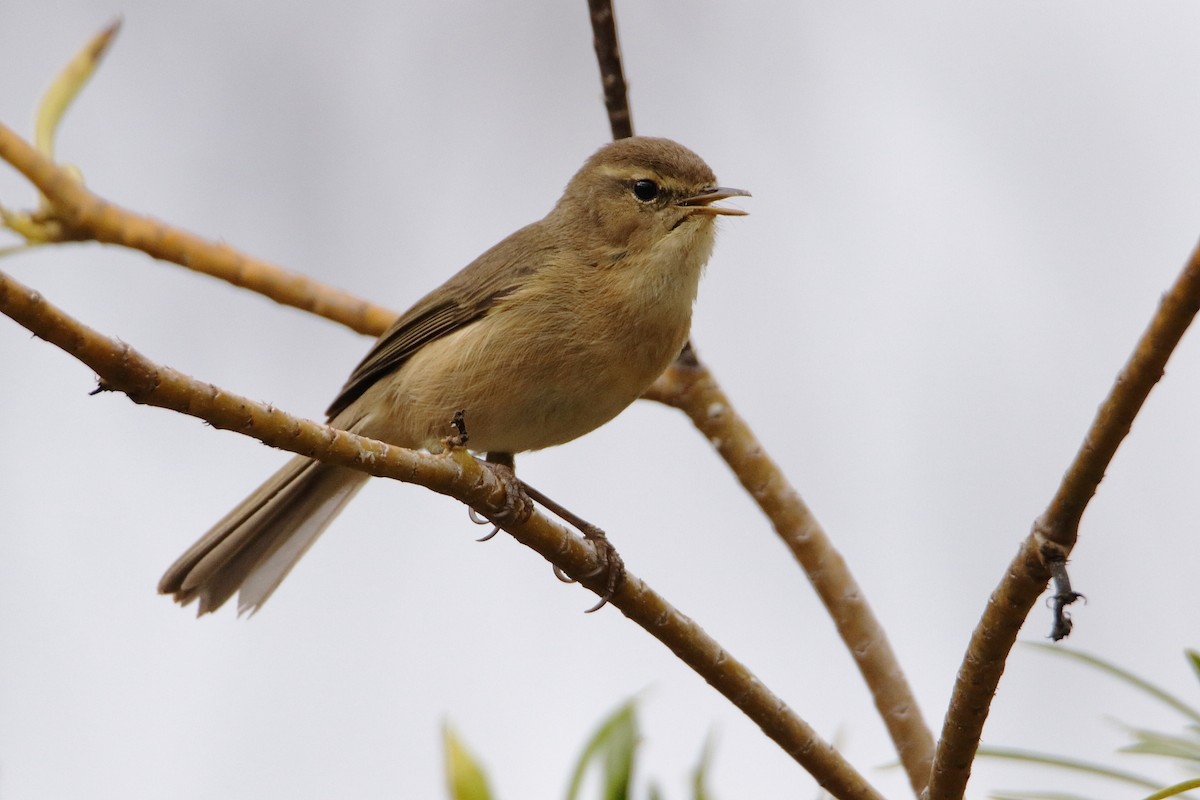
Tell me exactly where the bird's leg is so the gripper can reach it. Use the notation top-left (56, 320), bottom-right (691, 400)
top-left (444, 411), bottom-right (509, 539)
top-left (479, 452), bottom-right (624, 612)
top-left (514, 479), bottom-right (625, 613)
top-left (444, 409), bottom-right (622, 610)
top-left (482, 451), bottom-right (534, 528)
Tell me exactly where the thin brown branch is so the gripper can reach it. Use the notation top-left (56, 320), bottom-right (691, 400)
top-left (584, 7), bottom-right (931, 789)
top-left (586, 0), bottom-right (633, 140)
top-left (0, 267), bottom-right (884, 800)
top-left (1039, 252), bottom-right (1200, 544)
top-left (0, 121), bottom-right (395, 337)
top-left (926, 239), bottom-right (1200, 800)
top-left (645, 345), bottom-right (936, 795)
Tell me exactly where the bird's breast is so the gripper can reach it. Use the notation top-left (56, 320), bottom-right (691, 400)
top-left (363, 254), bottom-right (699, 455)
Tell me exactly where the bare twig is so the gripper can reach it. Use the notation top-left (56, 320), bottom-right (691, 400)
top-left (586, 0), bottom-right (633, 140)
top-left (644, 345), bottom-right (936, 795)
top-left (0, 121), bottom-right (395, 337)
top-left (926, 239), bottom-right (1200, 800)
top-left (0, 267), bottom-right (884, 800)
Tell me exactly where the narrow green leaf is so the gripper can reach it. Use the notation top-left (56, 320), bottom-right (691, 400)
top-left (691, 731), bottom-right (716, 800)
top-left (989, 792), bottom-right (1098, 800)
top-left (601, 705), bottom-right (637, 800)
top-left (1025, 643), bottom-right (1200, 725)
top-left (565, 699), bottom-right (640, 800)
top-left (1119, 730), bottom-right (1200, 762)
top-left (444, 723), bottom-right (495, 800)
top-left (977, 745), bottom-right (1162, 790)
top-left (1142, 777), bottom-right (1200, 800)
top-left (1187, 651), bottom-right (1200, 687)
top-left (34, 20), bottom-right (121, 160)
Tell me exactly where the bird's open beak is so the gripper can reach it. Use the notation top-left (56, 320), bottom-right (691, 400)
top-left (677, 187), bottom-right (751, 216)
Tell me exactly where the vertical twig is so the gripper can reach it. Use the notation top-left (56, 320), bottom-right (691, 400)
top-left (587, 0), bottom-right (634, 140)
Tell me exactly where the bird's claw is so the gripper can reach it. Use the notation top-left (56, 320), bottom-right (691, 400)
top-left (467, 508), bottom-right (501, 542)
top-left (578, 523), bottom-right (624, 613)
top-left (464, 459), bottom-right (624, 613)
top-left (485, 460), bottom-right (534, 527)
top-left (466, 459), bottom-right (534, 537)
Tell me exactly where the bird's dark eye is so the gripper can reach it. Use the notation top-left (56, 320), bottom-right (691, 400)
top-left (632, 179), bottom-right (659, 202)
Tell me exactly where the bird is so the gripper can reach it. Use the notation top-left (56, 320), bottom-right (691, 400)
top-left (158, 136), bottom-right (748, 615)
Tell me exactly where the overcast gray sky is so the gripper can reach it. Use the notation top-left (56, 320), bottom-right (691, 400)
top-left (3, 2), bottom-right (1200, 798)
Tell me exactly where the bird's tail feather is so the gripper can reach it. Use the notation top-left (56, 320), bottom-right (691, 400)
top-left (158, 455), bottom-right (369, 615)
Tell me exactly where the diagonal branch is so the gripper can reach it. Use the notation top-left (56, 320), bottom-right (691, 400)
top-left (0, 121), bottom-right (395, 337)
top-left (0, 267), bottom-right (885, 800)
top-left (925, 239), bottom-right (1200, 800)
top-left (644, 346), bottom-right (936, 795)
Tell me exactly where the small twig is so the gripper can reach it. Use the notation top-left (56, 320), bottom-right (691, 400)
top-left (586, 0), bottom-right (634, 140)
top-left (643, 346), bottom-right (936, 796)
top-left (0, 267), bottom-right (884, 800)
top-left (926, 238), bottom-right (1200, 800)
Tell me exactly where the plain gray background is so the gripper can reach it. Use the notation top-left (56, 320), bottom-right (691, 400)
top-left (3, 2), bottom-right (1200, 798)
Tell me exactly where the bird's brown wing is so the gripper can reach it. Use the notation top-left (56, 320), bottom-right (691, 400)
top-left (324, 222), bottom-right (548, 419)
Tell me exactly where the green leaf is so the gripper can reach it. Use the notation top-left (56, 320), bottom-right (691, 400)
top-left (1142, 777), bottom-right (1200, 800)
top-left (691, 730), bottom-right (717, 800)
top-left (1025, 643), bottom-right (1200, 725)
top-left (989, 792), bottom-right (1099, 800)
top-left (444, 723), bottom-right (495, 800)
top-left (976, 745), bottom-right (1162, 790)
top-left (1186, 651), bottom-right (1200, 687)
top-left (34, 20), bottom-right (120, 161)
top-left (565, 699), bottom-right (640, 800)
top-left (1119, 727), bottom-right (1200, 763)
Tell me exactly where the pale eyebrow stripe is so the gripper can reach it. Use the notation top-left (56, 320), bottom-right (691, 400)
top-left (596, 164), bottom-right (659, 181)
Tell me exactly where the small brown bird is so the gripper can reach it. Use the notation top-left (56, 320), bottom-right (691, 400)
top-left (159, 136), bottom-right (748, 615)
